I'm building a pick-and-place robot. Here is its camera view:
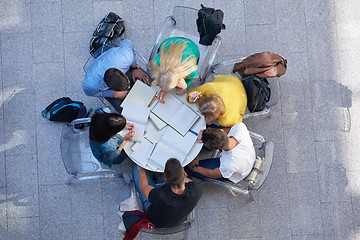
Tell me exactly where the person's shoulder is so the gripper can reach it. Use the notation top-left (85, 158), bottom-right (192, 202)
top-left (186, 181), bottom-right (203, 195)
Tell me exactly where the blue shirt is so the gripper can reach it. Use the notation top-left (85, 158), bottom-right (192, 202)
top-left (89, 134), bottom-right (125, 168)
top-left (83, 39), bottom-right (137, 98)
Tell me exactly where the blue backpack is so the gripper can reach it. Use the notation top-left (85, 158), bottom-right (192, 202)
top-left (42, 97), bottom-right (91, 123)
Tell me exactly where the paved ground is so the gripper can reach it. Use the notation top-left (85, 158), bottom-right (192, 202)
top-left (1, 0), bottom-right (360, 239)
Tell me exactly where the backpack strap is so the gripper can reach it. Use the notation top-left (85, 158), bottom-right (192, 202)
top-left (41, 97), bottom-right (71, 120)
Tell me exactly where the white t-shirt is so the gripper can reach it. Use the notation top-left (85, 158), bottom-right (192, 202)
top-left (219, 122), bottom-right (256, 183)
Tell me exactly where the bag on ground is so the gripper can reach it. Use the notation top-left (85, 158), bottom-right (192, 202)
top-left (90, 12), bottom-right (125, 57)
top-left (42, 97), bottom-right (89, 123)
top-left (241, 75), bottom-right (271, 112)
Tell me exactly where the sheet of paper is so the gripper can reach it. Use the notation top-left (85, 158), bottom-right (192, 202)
top-left (121, 121), bottom-right (146, 142)
top-left (149, 112), bottom-right (167, 130)
top-left (149, 141), bottom-right (185, 169)
top-left (130, 138), bottom-right (155, 166)
top-left (120, 81), bottom-right (157, 108)
top-left (151, 93), bottom-right (183, 123)
top-left (160, 127), bottom-right (197, 157)
top-left (122, 102), bottom-right (150, 125)
top-left (169, 104), bottom-right (199, 135)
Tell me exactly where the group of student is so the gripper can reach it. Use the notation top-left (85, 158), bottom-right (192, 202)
top-left (82, 36), bottom-right (256, 230)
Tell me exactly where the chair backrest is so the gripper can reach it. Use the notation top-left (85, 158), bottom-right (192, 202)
top-left (60, 118), bottom-right (123, 182)
top-left (149, 6), bottom-right (221, 83)
top-left (139, 207), bottom-right (195, 239)
top-left (207, 57), bottom-right (280, 119)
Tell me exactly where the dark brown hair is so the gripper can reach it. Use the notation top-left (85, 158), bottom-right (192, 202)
top-left (202, 127), bottom-right (229, 150)
top-left (104, 68), bottom-right (130, 91)
top-left (164, 158), bottom-right (184, 189)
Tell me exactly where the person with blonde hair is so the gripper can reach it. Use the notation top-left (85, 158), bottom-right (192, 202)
top-left (186, 75), bottom-right (247, 127)
top-left (149, 37), bottom-right (200, 103)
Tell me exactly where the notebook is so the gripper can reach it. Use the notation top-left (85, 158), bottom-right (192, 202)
top-left (120, 80), bottom-right (158, 108)
top-left (149, 127), bottom-right (197, 168)
top-left (121, 102), bottom-right (151, 142)
top-left (151, 93), bottom-right (199, 136)
top-left (130, 138), bottom-right (155, 166)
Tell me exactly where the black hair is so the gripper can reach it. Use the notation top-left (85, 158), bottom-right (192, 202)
top-left (89, 113), bottom-right (126, 143)
top-left (104, 68), bottom-right (130, 91)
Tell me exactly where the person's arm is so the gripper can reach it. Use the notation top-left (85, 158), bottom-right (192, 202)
top-left (138, 166), bottom-right (154, 200)
top-left (157, 89), bottom-right (167, 104)
top-left (193, 166), bottom-right (223, 179)
top-left (103, 131), bottom-right (134, 161)
top-left (113, 90), bottom-right (129, 99)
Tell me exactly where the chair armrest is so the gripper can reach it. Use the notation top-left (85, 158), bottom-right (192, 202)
top-left (242, 106), bottom-right (270, 120)
top-left (210, 57), bottom-right (247, 72)
top-left (249, 131), bottom-right (266, 144)
top-left (70, 118), bottom-right (91, 133)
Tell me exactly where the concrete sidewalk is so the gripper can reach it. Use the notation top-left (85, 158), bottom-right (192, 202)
top-left (1, 0), bottom-right (360, 239)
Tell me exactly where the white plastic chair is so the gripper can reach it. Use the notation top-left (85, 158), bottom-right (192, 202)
top-left (149, 6), bottom-right (222, 84)
top-left (202, 131), bottom-right (274, 198)
top-left (60, 118), bottom-right (124, 184)
top-left (207, 57), bottom-right (281, 119)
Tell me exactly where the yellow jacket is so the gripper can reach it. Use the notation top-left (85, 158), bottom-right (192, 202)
top-left (187, 75), bottom-right (247, 127)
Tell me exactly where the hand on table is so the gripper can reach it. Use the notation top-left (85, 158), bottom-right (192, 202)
top-left (197, 130), bottom-right (203, 143)
top-left (113, 90), bottom-right (129, 99)
top-left (157, 90), bottom-right (167, 104)
top-left (125, 123), bottom-right (134, 130)
top-left (124, 131), bottom-right (135, 141)
top-left (188, 91), bottom-right (202, 103)
top-left (132, 68), bottom-right (149, 85)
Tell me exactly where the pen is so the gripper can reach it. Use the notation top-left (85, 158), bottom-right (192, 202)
top-left (193, 91), bottom-right (201, 102)
top-left (189, 129), bottom-right (198, 136)
top-left (148, 96), bottom-right (157, 107)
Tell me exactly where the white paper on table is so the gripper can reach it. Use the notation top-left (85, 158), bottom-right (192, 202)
top-left (121, 102), bottom-right (151, 142)
top-left (120, 81), bottom-right (157, 108)
top-left (149, 141), bottom-right (185, 169)
top-left (151, 93), bottom-right (199, 136)
top-left (130, 138), bottom-right (155, 166)
top-left (149, 112), bottom-right (167, 130)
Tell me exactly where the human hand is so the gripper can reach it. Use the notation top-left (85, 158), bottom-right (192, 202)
top-left (188, 91), bottom-right (201, 103)
top-left (124, 131), bottom-right (135, 141)
top-left (125, 123), bottom-right (134, 130)
top-left (188, 157), bottom-right (199, 168)
top-left (157, 90), bottom-right (167, 104)
top-left (113, 90), bottom-right (129, 99)
top-left (197, 130), bottom-right (203, 143)
top-left (131, 68), bottom-right (149, 85)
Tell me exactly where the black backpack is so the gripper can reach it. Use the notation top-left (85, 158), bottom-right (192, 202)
top-left (42, 97), bottom-right (89, 123)
top-left (241, 75), bottom-right (271, 113)
top-left (196, 4), bottom-right (226, 46)
top-left (90, 12), bottom-right (125, 57)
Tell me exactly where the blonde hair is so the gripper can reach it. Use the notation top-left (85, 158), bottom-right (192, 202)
top-left (197, 94), bottom-right (225, 124)
top-left (149, 40), bottom-right (198, 91)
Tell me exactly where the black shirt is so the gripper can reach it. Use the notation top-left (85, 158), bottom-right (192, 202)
top-left (147, 181), bottom-right (202, 228)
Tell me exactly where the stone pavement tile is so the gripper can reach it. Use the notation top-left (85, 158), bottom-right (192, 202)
top-left (122, 0), bottom-right (154, 31)
top-left (30, 2), bottom-right (62, 33)
top-left (93, 1), bottom-right (124, 29)
top-left (276, 22), bottom-right (307, 53)
top-left (344, 109), bottom-right (360, 171)
top-left (290, 201), bottom-right (323, 235)
top-left (288, 173), bottom-right (320, 203)
top-left (275, 0), bottom-right (305, 25)
top-left (313, 107), bottom-right (348, 141)
top-left (183, 0), bottom-right (214, 10)
top-left (316, 142), bottom-right (350, 203)
top-left (3, 93), bottom-right (36, 156)
top-left (34, 62), bottom-right (66, 124)
top-left (6, 155), bottom-right (39, 218)
top-left (126, 28), bottom-right (156, 62)
top-left (244, 0), bottom-right (275, 26)
top-left (1, 33), bottom-right (34, 94)
top-left (245, 24), bottom-right (278, 55)
top-left (71, 181), bottom-right (103, 216)
top-left (304, 0), bottom-right (336, 22)
top-left (72, 213), bottom-right (104, 240)
top-left (101, 179), bottom-right (130, 213)
top-left (7, 216), bottom-right (40, 240)
top-left (39, 222), bottom-right (72, 240)
top-left (259, 204), bottom-right (292, 240)
top-left (292, 234), bottom-right (324, 240)
top-left (306, 21), bottom-right (339, 81)
top-left (283, 113), bottom-right (317, 173)
top-left (64, 32), bottom-right (90, 94)
top-left (335, 0), bottom-right (360, 22)
top-left (279, 52), bottom-right (309, 82)
top-left (62, 0), bottom-right (93, 34)
top-left (311, 80), bottom-right (342, 107)
top-left (321, 201), bottom-right (354, 239)
top-left (103, 211), bottom-right (123, 240)
top-left (154, 0), bottom-right (184, 34)
top-left (351, 196), bottom-right (360, 232)
top-left (0, 187), bottom-right (7, 231)
top-left (258, 173), bottom-right (289, 205)
top-left (336, 21), bottom-right (360, 51)
top-left (269, 143), bottom-right (287, 175)
top-left (280, 81), bottom-right (312, 114)
top-left (32, 31), bottom-right (64, 63)
top-left (0, 153), bottom-right (5, 188)
top-left (0, 2), bottom-right (32, 34)
top-left (39, 185), bottom-right (71, 225)
top-left (36, 123), bottom-right (70, 185)
top-left (187, 216), bottom-right (199, 240)
top-left (197, 208), bottom-right (229, 240)
top-left (315, 140), bottom-right (346, 168)
top-left (252, 104), bottom-right (284, 144)
top-left (228, 200), bottom-right (261, 238)
top-left (347, 171), bottom-right (360, 201)
top-left (196, 183), bottom-right (228, 209)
